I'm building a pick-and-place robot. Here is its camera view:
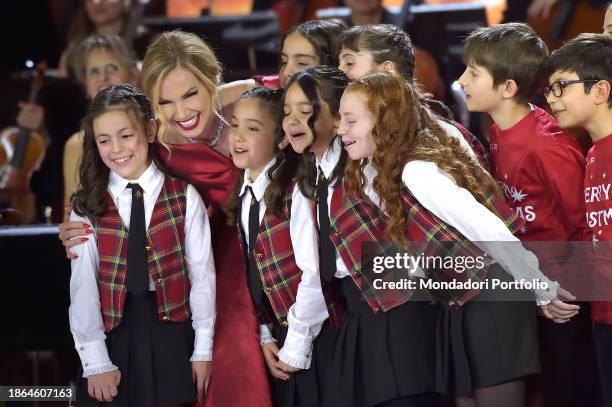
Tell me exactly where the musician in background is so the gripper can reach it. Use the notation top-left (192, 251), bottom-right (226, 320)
top-left (58, 0), bottom-right (151, 79)
top-left (11, 0), bottom-right (137, 187)
top-left (15, 101), bottom-right (47, 143)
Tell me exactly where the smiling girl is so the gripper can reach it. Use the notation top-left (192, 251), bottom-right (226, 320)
top-left (275, 19), bottom-right (346, 88)
top-left (69, 84), bottom-right (216, 407)
top-left (339, 71), bottom-right (577, 407)
top-left (225, 87), bottom-right (339, 406)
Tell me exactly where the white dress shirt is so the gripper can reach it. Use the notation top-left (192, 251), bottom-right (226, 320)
top-left (308, 122), bottom-right (479, 279)
top-left (360, 159), bottom-right (558, 304)
top-left (239, 158), bottom-right (329, 369)
top-left (69, 163), bottom-right (216, 377)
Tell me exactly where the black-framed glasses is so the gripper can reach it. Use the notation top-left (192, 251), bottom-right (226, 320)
top-left (544, 79), bottom-right (599, 98)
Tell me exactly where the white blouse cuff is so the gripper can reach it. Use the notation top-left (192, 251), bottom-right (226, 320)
top-left (82, 363), bottom-right (118, 378)
top-left (535, 280), bottom-right (559, 305)
top-left (193, 328), bottom-right (213, 359)
top-left (75, 339), bottom-right (116, 377)
top-left (277, 329), bottom-right (313, 369)
top-left (260, 324), bottom-right (276, 345)
top-left (278, 349), bottom-right (312, 370)
top-left (190, 352), bottom-right (213, 362)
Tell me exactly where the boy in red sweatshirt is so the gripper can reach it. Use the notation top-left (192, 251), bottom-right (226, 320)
top-left (548, 33), bottom-right (612, 407)
top-left (458, 23), bottom-right (598, 407)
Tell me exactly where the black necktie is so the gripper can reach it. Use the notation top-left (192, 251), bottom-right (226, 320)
top-left (126, 183), bottom-right (148, 296)
top-left (247, 186), bottom-right (264, 306)
top-left (317, 169), bottom-right (337, 283)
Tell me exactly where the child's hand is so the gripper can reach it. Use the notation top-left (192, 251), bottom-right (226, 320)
top-left (59, 206), bottom-right (93, 259)
top-left (277, 359), bottom-right (302, 374)
top-left (87, 369), bottom-right (121, 402)
top-left (192, 360), bottom-right (212, 402)
top-left (540, 287), bottom-right (579, 323)
top-left (261, 342), bottom-right (290, 380)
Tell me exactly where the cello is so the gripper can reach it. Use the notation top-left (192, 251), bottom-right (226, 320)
top-left (0, 61), bottom-right (47, 225)
top-left (528, 0), bottom-right (606, 50)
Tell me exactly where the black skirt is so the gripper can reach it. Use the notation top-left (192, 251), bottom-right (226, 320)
top-left (324, 276), bottom-right (441, 407)
top-left (75, 292), bottom-right (197, 407)
top-left (437, 264), bottom-right (540, 396)
top-left (271, 319), bottom-right (337, 407)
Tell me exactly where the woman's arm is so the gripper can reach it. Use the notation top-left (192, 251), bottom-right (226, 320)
top-left (217, 79), bottom-right (257, 107)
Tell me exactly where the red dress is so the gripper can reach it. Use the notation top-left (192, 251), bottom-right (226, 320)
top-left (154, 141), bottom-right (272, 407)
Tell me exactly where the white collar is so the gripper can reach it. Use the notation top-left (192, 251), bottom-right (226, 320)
top-left (316, 137), bottom-right (342, 181)
top-left (238, 158), bottom-right (277, 202)
top-left (108, 162), bottom-right (163, 200)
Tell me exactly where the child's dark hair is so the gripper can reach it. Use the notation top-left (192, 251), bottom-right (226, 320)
top-left (463, 22), bottom-right (549, 103)
top-left (281, 19), bottom-right (347, 68)
top-left (72, 83), bottom-right (161, 220)
top-left (339, 24), bottom-right (416, 83)
top-left (548, 33), bottom-right (612, 107)
top-left (283, 66), bottom-right (349, 198)
top-left (339, 24), bottom-right (452, 119)
top-left (225, 87), bottom-right (298, 224)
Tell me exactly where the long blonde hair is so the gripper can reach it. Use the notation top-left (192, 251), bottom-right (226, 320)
top-left (345, 71), bottom-right (501, 243)
top-left (142, 30), bottom-right (221, 146)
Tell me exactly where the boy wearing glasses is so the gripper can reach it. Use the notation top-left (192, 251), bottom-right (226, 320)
top-left (548, 33), bottom-right (612, 407)
top-left (458, 23), bottom-right (598, 407)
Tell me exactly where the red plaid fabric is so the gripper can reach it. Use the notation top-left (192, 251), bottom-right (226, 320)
top-left (94, 176), bottom-right (191, 332)
top-left (238, 183), bottom-right (345, 328)
top-left (330, 174), bottom-right (524, 309)
top-left (400, 186), bottom-right (491, 306)
top-left (438, 116), bottom-right (490, 170)
top-left (400, 175), bottom-right (523, 306)
top-left (329, 185), bottom-right (424, 313)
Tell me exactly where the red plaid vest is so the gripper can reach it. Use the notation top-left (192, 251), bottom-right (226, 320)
top-left (238, 183), bottom-right (345, 328)
top-left (438, 116), bottom-right (490, 171)
top-left (330, 176), bottom-right (524, 309)
top-left (400, 182), bottom-right (523, 306)
top-left (329, 185), bottom-right (420, 313)
top-left (94, 176), bottom-right (191, 332)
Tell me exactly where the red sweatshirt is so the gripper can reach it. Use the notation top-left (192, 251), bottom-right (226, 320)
top-left (489, 106), bottom-right (589, 242)
top-left (584, 134), bottom-right (612, 323)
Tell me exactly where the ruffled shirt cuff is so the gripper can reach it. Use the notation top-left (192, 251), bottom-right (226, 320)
top-left (190, 353), bottom-right (213, 362)
top-left (260, 324), bottom-right (276, 345)
top-left (277, 329), bottom-right (313, 370)
top-left (75, 339), bottom-right (118, 378)
top-left (190, 328), bottom-right (213, 362)
top-left (535, 280), bottom-right (559, 306)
